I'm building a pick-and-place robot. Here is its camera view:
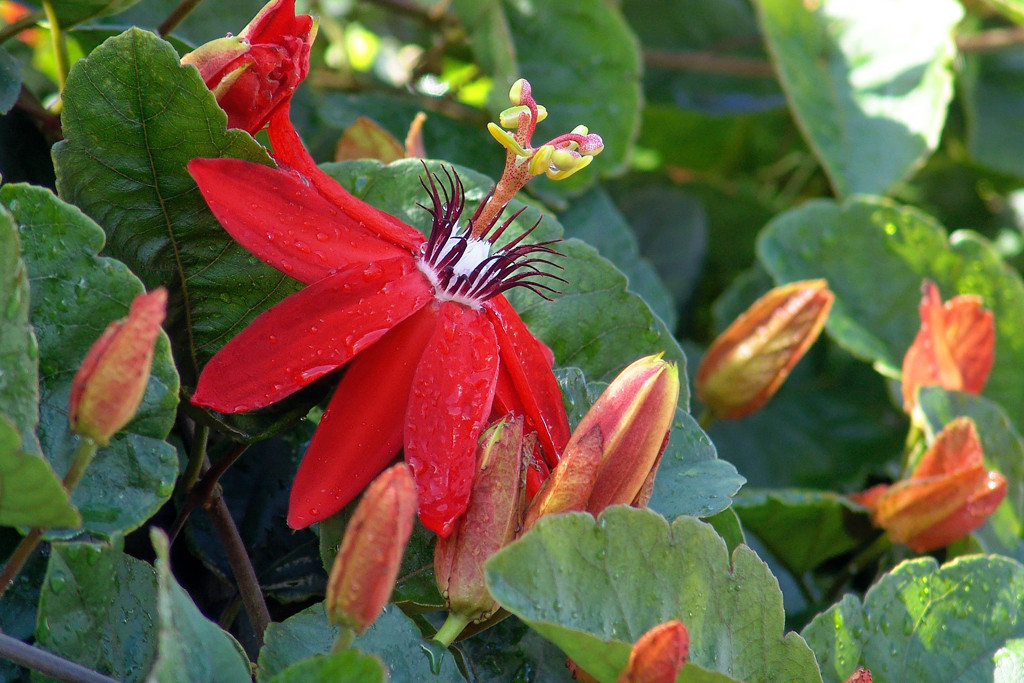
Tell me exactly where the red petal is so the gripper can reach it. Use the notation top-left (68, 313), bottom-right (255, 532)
top-left (404, 302), bottom-right (500, 537)
top-left (241, 0), bottom-right (313, 44)
top-left (192, 256), bottom-right (431, 412)
top-left (267, 108), bottom-right (426, 253)
top-left (189, 157), bottom-right (412, 284)
top-left (487, 295), bottom-right (570, 467)
top-left (287, 303), bottom-right (440, 528)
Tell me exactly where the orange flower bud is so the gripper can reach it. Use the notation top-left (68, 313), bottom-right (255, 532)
top-left (696, 279), bottom-right (833, 420)
top-left (851, 417), bottom-right (1007, 553)
top-left (843, 667), bottom-right (872, 683)
top-left (326, 463), bottom-right (417, 634)
top-left (900, 280), bottom-right (994, 413)
top-left (616, 620), bottom-right (689, 683)
top-left (180, 0), bottom-right (315, 135)
top-left (435, 416), bottom-right (528, 626)
top-left (68, 288), bottom-right (167, 446)
top-left (525, 355), bottom-right (679, 529)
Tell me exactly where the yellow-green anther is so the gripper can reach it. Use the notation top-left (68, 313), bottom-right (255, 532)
top-left (571, 124), bottom-right (589, 136)
top-left (487, 122), bottom-right (529, 156)
top-left (550, 147), bottom-right (579, 172)
top-left (546, 154), bottom-right (592, 181)
top-left (499, 105), bottom-right (531, 128)
top-left (534, 105), bottom-right (547, 122)
top-left (509, 78), bottom-right (527, 104)
top-left (528, 145), bottom-right (555, 176)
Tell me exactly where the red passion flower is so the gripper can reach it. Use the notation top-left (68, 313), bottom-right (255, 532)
top-left (188, 101), bottom-right (584, 536)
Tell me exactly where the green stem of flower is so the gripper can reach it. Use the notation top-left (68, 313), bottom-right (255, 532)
top-left (0, 436), bottom-right (99, 599)
top-left (697, 408), bottom-right (715, 431)
top-left (41, 0), bottom-right (69, 99)
top-left (0, 9), bottom-right (44, 45)
top-left (157, 0), bottom-right (205, 36)
top-left (0, 631), bottom-right (119, 683)
top-left (433, 611), bottom-right (472, 648)
top-left (331, 625), bottom-right (356, 654)
top-left (178, 423), bottom-right (209, 496)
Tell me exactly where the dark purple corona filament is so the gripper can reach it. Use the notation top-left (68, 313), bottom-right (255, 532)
top-left (415, 165), bottom-right (565, 308)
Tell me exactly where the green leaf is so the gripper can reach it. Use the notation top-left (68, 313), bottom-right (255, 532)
top-left (148, 530), bottom-right (253, 683)
top-left (802, 555), bottom-right (1024, 683)
top-left (757, 196), bottom-right (1024, 430)
top-left (36, 541), bottom-right (160, 681)
top-left (51, 29), bottom-right (295, 393)
top-left (36, 535), bottom-right (251, 682)
top-left (453, 616), bottom-right (578, 683)
top-left (45, 0), bottom-right (143, 28)
top-left (2, 182), bottom-right (179, 539)
top-left (256, 603), bottom-right (464, 683)
top-left (560, 184), bottom-right (677, 330)
top-left (732, 490), bottom-right (870, 575)
top-left (486, 508), bottom-right (822, 682)
top-left (453, 0), bottom-right (642, 186)
top-left (323, 159), bottom-right (690, 408)
top-left (962, 46), bottom-right (1024, 180)
top-left (0, 202), bottom-right (38, 453)
top-left (754, 0), bottom-right (962, 197)
top-left (0, 415), bottom-right (80, 528)
top-left (647, 407), bottom-right (744, 520)
top-left (622, 0), bottom-right (783, 115)
top-left (0, 530), bottom-right (48, 682)
top-left (984, 0), bottom-right (1024, 25)
top-left (265, 651), bottom-right (387, 683)
top-left (0, 49), bottom-right (20, 115)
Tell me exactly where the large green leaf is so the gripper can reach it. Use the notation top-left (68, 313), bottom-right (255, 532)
top-left (962, 46), bottom-right (1024, 180)
top-left (42, 0), bottom-right (142, 28)
top-left (2, 182), bottom-right (179, 539)
top-left (0, 415), bottom-right (79, 529)
top-left (757, 197), bottom-right (1024, 430)
top-left (0, 49), bottom-right (19, 116)
top-left (51, 29), bottom-right (295, 391)
top-left (0, 203), bottom-right (38, 453)
top-left (486, 508), bottom-right (822, 683)
top-left (148, 530), bottom-right (253, 683)
top-left (802, 555), bottom-right (1024, 683)
top-left (256, 603), bottom-right (464, 683)
top-left (36, 541), bottom-right (160, 681)
top-left (559, 184), bottom-right (677, 330)
top-left (264, 651), bottom-right (386, 683)
top-left (452, 0), bottom-right (642, 186)
top-left (323, 159), bottom-right (690, 407)
top-left (733, 490), bottom-right (869, 576)
top-left (36, 536), bottom-right (251, 682)
top-left (755, 0), bottom-right (961, 197)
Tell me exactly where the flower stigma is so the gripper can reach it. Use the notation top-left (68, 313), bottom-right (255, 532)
top-left (415, 165), bottom-right (565, 310)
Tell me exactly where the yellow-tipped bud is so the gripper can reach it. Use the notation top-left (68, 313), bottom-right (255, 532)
top-left (525, 355), bottom-right (679, 529)
top-left (326, 464), bottom-right (417, 635)
top-left (69, 289), bottom-right (167, 446)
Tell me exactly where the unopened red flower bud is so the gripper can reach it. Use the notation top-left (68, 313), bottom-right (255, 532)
top-left (696, 279), bottom-right (833, 420)
top-left (851, 417), bottom-right (1006, 553)
top-left (434, 417), bottom-right (527, 636)
top-left (525, 355), bottom-right (679, 529)
top-left (901, 279), bottom-right (994, 414)
top-left (68, 288), bottom-right (167, 446)
top-left (180, 0), bottom-right (315, 135)
top-left (617, 620), bottom-right (689, 683)
top-left (326, 463), bottom-right (417, 635)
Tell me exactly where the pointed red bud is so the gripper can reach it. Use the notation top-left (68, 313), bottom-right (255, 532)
top-left (434, 416), bottom-right (527, 629)
top-left (696, 279), bottom-right (833, 419)
top-left (843, 667), bottom-right (872, 683)
top-left (901, 280), bottom-right (994, 413)
top-left (616, 620), bottom-right (690, 683)
top-left (68, 289), bottom-right (167, 446)
top-left (326, 464), bottom-right (417, 634)
top-left (180, 0), bottom-right (315, 135)
top-left (525, 355), bottom-right (679, 529)
top-left (851, 417), bottom-right (1007, 552)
